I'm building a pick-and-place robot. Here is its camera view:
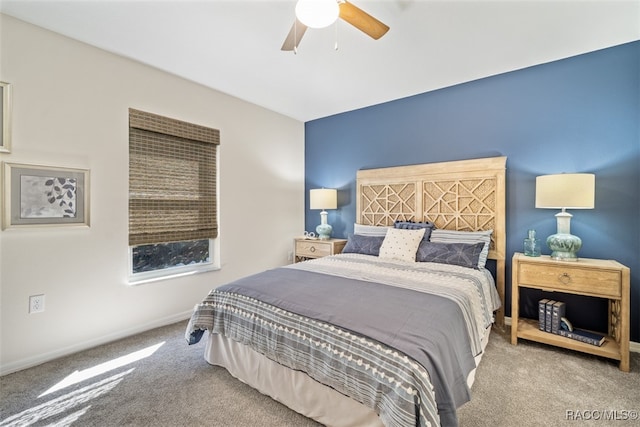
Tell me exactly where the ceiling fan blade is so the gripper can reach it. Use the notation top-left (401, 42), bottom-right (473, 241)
top-left (339, 1), bottom-right (389, 40)
top-left (281, 19), bottom-right (308, 51)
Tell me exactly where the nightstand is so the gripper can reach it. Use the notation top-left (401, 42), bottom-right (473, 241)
top-left (294, 238), bottom-right (347, 263)
top-left (511, 252), bottom-right (630, 372)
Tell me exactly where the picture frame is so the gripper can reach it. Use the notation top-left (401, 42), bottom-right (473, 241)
top-left (1, 82), bottom-right (11, 153)
top-left (2, 162), bottom-right (90, 229)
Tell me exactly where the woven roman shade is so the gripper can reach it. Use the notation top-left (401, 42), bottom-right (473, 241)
top-left (129, 108), bottom-right (220, 246)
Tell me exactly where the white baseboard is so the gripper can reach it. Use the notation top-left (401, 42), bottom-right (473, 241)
top-left (504, 316), bottom-right (640, 353)
top-left (0, 310), bottom-right (193, 376)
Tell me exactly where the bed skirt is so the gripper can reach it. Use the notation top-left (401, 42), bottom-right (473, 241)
top-left (204, 326), bottom-right (492, 426)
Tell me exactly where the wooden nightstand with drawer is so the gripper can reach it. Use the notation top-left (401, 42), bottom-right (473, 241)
top-left (294, 238), bottom-right (347, 263)
top-left (511, 252), bottom-right (630, 371)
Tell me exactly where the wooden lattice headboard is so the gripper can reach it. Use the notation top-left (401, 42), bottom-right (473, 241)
top-left (356, 156), bottom-right (507, 325)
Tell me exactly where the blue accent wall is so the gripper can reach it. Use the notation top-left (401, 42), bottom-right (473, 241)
top-left (305, 41), bottom-right (640, 342)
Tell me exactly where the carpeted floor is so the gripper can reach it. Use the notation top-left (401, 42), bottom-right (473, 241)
top-left (457, 325), bottom-right (639, 426)
top-left (1, 321), bottom-right (638, 426)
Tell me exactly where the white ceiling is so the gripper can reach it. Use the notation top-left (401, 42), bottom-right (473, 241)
top-left (2, 0), bottom-right (639, 122)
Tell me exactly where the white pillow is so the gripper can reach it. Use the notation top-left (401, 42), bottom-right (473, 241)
top-left (378, 228), bottom-right (426, 262)
top-left (353, 223), bottom-right (390, 236)
top-left (430, 229), bottom-right (492, 268)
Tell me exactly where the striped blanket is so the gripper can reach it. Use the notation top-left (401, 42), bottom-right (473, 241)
top-left (186, 254), bottom-right (499, 427)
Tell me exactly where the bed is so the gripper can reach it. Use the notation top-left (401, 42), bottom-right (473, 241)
top-left (186, 156), bottom-right (507, 427)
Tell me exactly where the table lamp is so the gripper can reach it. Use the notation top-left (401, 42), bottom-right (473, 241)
top-left (310, 188), bottom-right (337, 240)
top-left (535, 173), bottom-right (595, 261)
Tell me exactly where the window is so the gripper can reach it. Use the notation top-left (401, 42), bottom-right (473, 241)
top-left (131, 239), bottom-right (211, 274)
top-left (128, 109), bottom-right (220, 283)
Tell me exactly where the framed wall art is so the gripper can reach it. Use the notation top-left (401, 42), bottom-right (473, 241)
top-left (2, 162), bottom-right (90, 229)
top-left (1, 82), bottom-right (11, 153)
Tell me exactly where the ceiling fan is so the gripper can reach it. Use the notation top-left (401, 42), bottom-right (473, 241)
top-left (281, 0), bottom-right (390, 52)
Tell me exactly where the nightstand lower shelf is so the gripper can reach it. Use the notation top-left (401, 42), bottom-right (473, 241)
top-left (515, 318), bottom-right (621, 362)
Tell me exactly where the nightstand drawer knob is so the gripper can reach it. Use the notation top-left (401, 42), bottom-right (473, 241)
top-left (309, 246), bottom-right (316, 253)
top-left (558, 273), bottom-right (571, 285)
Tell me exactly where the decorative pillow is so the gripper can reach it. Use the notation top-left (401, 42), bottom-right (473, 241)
top-left (378, 227), bottom-right (426, 262)
top-left (353, 223), bottom-right (390, 236)
top-left (429, 229), bottom-right (493, 269)
top-left (342, 234), bottom-right (385, 256)
top-left (394, 220), bottom-right (435, 230)
top-left (394, 220), bottom-right (434, 240)
top-left (416, 241), bottom-right (485, 269)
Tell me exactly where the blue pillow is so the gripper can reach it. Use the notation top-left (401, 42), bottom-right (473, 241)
top-left (429, 229), bottom-right (492, 269)
top-left (394, 221), bottom-right (434, 240)
top-left (342, 234), bottom-right (385, 256)
top-left (415, 241), bottom-right (484, 269)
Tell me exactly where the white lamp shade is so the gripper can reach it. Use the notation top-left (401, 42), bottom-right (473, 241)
top-left (310, 188), bottom-right (337, 210)
top-left (535, 173), bottom-right (595, 209)
top-left (295, 0), bottom-right (340, 29)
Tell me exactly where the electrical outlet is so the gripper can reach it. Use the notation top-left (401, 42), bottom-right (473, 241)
top-left (29, 294), bottom-right (45, 314)
top-left (287, 251), bottom-right (293, 262)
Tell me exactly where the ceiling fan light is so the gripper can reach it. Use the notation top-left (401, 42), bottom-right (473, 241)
top-left (295, 0), bottom-right (339, 29)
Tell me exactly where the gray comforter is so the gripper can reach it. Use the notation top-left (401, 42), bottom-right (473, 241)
top-left (186, 254), bottom-right (498, 427)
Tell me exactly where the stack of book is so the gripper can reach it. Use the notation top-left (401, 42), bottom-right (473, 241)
top-left (538, 299), bottom-right (606, 346)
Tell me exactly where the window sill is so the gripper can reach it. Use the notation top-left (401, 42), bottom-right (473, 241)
top-left (128, 265), bottom-right (220, 286)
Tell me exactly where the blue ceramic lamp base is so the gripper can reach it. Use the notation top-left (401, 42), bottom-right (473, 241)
top-left (547, 233), bottom-right (582, 261)
top-left (547, 211), bottom-right (582, 261)
top-left (316, 210), bottom-right (332, 240)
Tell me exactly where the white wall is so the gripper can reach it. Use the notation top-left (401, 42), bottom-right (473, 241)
top-left (0, 14), bottom-right (305, 375)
